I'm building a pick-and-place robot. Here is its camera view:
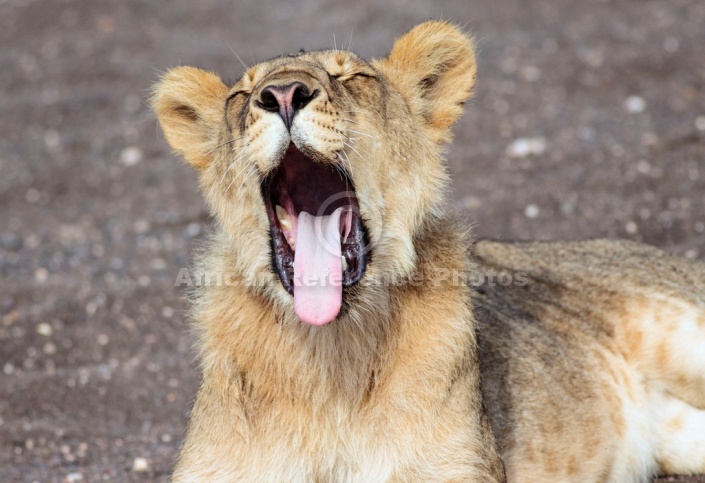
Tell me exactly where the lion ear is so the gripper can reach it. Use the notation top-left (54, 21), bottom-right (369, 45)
top-left (376, 21), bottom-right (477, 144)
top-left (151, 66), bottom-right (229, 170)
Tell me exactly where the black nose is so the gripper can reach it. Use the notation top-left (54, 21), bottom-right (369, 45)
top-left (257, 82), bottom-right (317, 130)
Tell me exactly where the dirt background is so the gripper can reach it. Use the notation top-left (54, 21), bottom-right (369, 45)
top-left (1, 0), bottom-right (704, 481)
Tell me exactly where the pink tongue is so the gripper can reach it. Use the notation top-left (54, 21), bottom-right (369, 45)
top-left (293, 208), bottom-right (343, 326)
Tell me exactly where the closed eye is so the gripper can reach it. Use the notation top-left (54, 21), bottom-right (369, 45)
top-left (330, 71), bottom-right (377, 82)
top-left (226, 89), bottom-right (251, 105)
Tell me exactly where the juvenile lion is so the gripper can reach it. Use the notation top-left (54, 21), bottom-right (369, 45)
top-left (152, 21), bottom-right (705, 482)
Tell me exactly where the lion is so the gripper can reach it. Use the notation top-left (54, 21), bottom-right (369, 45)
top-left (152, 21), bottom-right (705, 482)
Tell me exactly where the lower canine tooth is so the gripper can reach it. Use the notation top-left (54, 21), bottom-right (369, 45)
top-left (275, 205), bottom-right (292, 230)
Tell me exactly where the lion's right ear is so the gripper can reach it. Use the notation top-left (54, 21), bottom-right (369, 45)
top-left (151, 67), bottom-right (229, 170)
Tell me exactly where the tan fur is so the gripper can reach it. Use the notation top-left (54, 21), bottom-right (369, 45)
top-left (474, 240), bottom-right (705, 481)
top-left (152, 21), bottom-right (705, 482)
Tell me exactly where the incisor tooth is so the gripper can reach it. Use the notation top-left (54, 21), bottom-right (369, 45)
top-left (275, 205), bottom-right (292, 230)
top-left (342, 256), bottom-right (348, 271)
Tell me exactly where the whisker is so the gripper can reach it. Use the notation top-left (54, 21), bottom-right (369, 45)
top-left (247, 43), bottom-right (256, 66)
top-left (334, 154), bottom-right (352, 192)
top-left (236, 164), bottom-right (259, 200)
top-left (224, 158), bottom-right (250, 194)
top-left (346, 129), bottom-right (373, 138)
top-left (332, 131), bottom-right (354, 175)
top-left (338, 147), bottom-right (354, 178)
top-left (221, 154), bottom-right (251, 192)
top-left (227, 41), bottom-right (249, 70)
top-left (345, 29), bottom-right (354, 52)
top-left (331, 161), bottom-right (348, 181)
top-left (219, 143), bottom-right (249, 185)
top-left (230, 152), bottom-right (256, 185)
top-left (208, 136), bottom-right (244, 156)
top-left (343, 141), bottom-right (363, 161)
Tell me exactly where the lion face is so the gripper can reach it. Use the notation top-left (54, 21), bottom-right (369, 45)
top-left (152, 21), bottom-right (477, 326)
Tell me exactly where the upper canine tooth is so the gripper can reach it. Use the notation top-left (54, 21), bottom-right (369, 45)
top-left (342, 256), bottom-right (348, 271)
top-left (275, 205), bottom-right (292, 230)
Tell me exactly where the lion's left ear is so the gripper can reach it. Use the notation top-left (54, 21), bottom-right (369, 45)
top-left (375, 21), bottom-right (477, 144)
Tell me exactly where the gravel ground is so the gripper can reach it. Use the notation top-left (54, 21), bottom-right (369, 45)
top-left (1, 0), bottom-right (704, 481)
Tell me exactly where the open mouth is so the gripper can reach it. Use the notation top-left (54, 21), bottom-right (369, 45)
top-left (262, 144), bottom-right (367, 325)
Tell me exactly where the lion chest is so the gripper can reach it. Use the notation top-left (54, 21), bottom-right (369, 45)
top-left (240, 404), bottom-right (399, 482)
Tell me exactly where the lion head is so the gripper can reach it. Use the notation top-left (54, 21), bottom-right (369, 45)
top-left (152, 21), bottom-right (477, 327)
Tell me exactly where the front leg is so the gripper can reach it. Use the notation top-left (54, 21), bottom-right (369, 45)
top-left (172, 374), bottom-right (254, 482)
top-left (387, 422), bottom-right (505, 482)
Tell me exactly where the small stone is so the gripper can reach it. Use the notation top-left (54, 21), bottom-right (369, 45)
top-left (460, 196), bottom-right (481, 210)
top-left (65, 472), bottom-right (84, 482)
top-left (120, 146), bottom-right (143, 166)
top-left (663, 37), bottom-right (679, 53)
top-left (3, 310), bottom-right (19, 326)
top-left (25, 188), bottom-right (41, 203)
top-left (44, 130), bottom-right (61, 151)
top-left (584, 50), bottom-right (604, 68)
top-left (97, 15), bottom-right (115, 34)
top-left (35, 268), bottom-right (49, 283)
top-left (695, 116), bottom-right (705, 132)
top-left (611, 144), bottom-right (625, 157)
top-left (3, 362), bottom-right (14, 375)
top-left (92, 244), bottom-right (105, 258)
top-left (636, 160), bottom-right (651, 175)
top-left (161, 306), bottom-right (174, 319)
top-left (519, 65), bottom-right (541, 82)
top-left (151, 258), bottom-right (167, 271)
top-left (507, 137), bottom-right (546, 158)
top-left (684, 249), bottom-right (698, 259)
top-left (85, 301), bottom-right (98, 316)
top-left (25, 234), bottom-right (40, 249)
top-left (133, 219), bottom-right (150, 234)
top-left (132, 457), bottom-right (150, 473)
top-left (641, 132), bottom-right (658, 146)
top-left (37, 323), bottom-right (53, 337)
top-left (184, 222), bottom-right (202, 238)
top-left (625, 221), bottom-right (638, 234)
top-left (97, 334), bottom-right (109, 346)
top-left (625, 96), bottom-right (646, 113)
top-left (524, 204), bottom-right (540, 219)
